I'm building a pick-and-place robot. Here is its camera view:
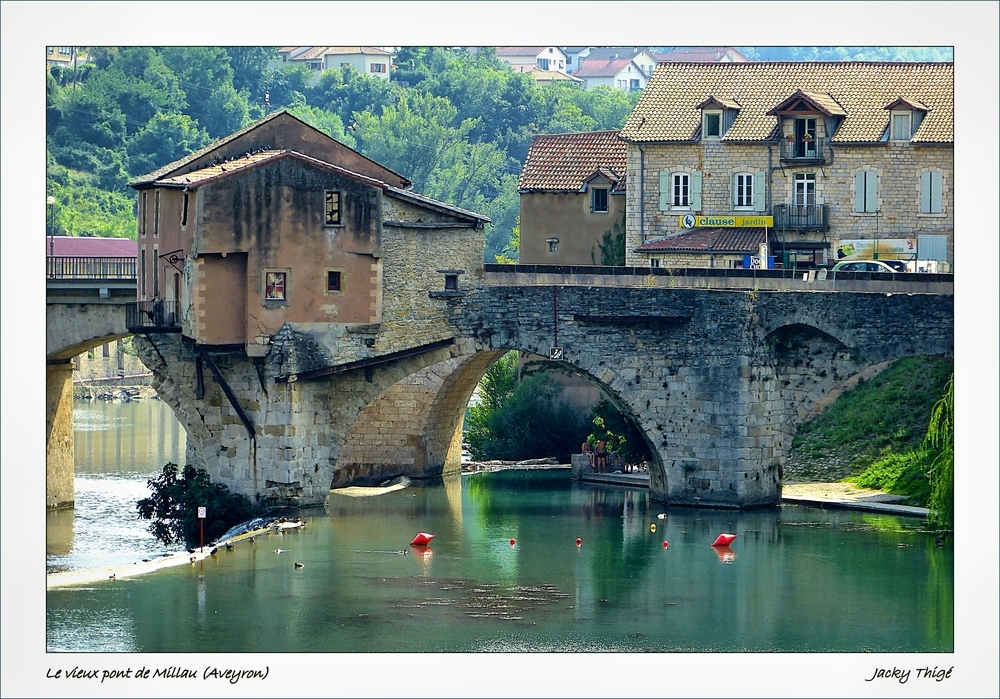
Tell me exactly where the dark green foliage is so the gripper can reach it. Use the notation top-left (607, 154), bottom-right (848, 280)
top-left (596, 213), bottom-right (626, 265)
top-left (588, 398), bottom-right (651, 465)
top-left (137, 463), bottom-right (262, 548)
top-left (465, 353), bottom-right (589, 462)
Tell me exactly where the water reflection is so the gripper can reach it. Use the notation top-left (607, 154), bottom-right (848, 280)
top-left (47, 403), bottom-right (953, 654)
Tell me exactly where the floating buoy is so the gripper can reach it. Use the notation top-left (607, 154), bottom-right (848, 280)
top-left (650, 523), bottom-right (656, 533)
top-left (711, 533), bottom-right (737, 547)
top-left (410, 532), bottom-right (434, 546)
top-left (575, 538), bottom-right (582, 546)
top-left (509, 539), bottom-right (516, 546)
top-left (657, 513), bottom-right (667, 520)
top-left (662, 541), bottom-right (669, 549)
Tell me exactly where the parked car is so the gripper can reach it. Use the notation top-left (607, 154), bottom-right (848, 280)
top-left (831, 260), bottom-right (903, 273)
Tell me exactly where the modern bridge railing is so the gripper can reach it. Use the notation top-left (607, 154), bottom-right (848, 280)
top-left (47, 256), bottom-right (136, 280)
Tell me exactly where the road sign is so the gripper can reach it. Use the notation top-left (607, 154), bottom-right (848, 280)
top-left (549, 347), bottom-right (564, 360)
top-left (198, 506), bottom-right (206, 519)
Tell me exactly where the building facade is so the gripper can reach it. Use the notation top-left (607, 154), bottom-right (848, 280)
top-left (128, 111), bottom-right (488, 358)
top-left (618, 61), bottom-right (954, 270)
top-left (518, 130), bottom-right (627, 265)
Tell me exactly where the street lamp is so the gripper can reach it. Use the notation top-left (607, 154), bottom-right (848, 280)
top-left (47, 195), bottom-right (55, 258)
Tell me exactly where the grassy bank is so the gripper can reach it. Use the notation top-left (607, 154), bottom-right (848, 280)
top-left (788, 355), bottom-right (953, 504)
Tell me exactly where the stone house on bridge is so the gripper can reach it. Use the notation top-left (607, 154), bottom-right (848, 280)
top-left (127, 110), bottom-right (489, 360)
top-left (618, 61), bottom-right (954, 271)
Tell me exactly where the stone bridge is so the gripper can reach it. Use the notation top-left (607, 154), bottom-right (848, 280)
top-left (46, 260), bottom-right (136, 509)
top-left (135, 267), bottom-right (953, 510)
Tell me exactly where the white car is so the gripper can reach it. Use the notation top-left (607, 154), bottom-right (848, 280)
top-left (831, 260), bottom-right (902, 273)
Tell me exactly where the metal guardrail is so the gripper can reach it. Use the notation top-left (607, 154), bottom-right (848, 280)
top-left (47, 256), bottom-right (136, 280)
top-left (778, 137), bottom-right (828, 162)
top-left (125, 300), bottom-right (181, 333)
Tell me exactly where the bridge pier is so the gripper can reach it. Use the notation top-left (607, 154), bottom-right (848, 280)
top-left (46, 361), bottom-right (75, 509)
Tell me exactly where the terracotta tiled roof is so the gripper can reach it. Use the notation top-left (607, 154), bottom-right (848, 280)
top-left (581, 47), bottom-right (651, 62)
top-left (620, 62), bottom-right (953, 144)
top-left (295, 47), bottom-right (329, 61)
top-left (157, 150), bottom-right (288, 186)
top-left (49, 236), bottom-right (137, 257)
top-left (636, 228), bottom-right (765, 253)
top-left (574, 57), bottom-right (635, 79)
top-left (322, 46), bottom-right (391, 56)
top-left (518, 131), bottom-right (627, 192)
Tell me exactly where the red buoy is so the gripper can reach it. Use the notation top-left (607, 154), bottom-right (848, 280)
top-left (410, 532), bottom-right (434, 546)
top-left (662, 541), bottom-right (669, 549)
top-left (509, 539), bottom-right (516, 546)
top-left (711, 533), bottom-right (737, 547)
top-left (575, 538), bottom-right (582, 546)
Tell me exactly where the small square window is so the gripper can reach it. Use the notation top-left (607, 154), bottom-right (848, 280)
top-left (325, 190), bottom-right (341, 226)
top-left (650, 258), bottom-right (661, 268)
top-left (265, 271), bottom-right (287, 300)
top-left (444, 274), bottom-right (458, 291)
top-left (326, 270), bottom-right (342, 292)
top-left (546, 238), bottom-right (559, 253)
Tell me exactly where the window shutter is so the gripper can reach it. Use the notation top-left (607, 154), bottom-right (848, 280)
top-left (730, 173), bottom-right (736, 209)
top-left (754, 171), bottom-right (766, 212)
top-left (854, 171), bottom-right (866, 213)
top-left (659, 171), bottom-right (669, 210)
top-left (691, 170), bottom-right (702, 211)
top-left (930, 172), bottom-right (943, 213)
top-left (865, 171), bottom-right (878, 213)
top-left (920, 171), bottom-right (931, 213)
top-left (722, 109), bottom-right (736, 134)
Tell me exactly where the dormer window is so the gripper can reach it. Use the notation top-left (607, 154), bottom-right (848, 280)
top-left (695, 96), bottom-right (740, 140)
top-left (703, 111), bottom-right (722, 138)
top-left (891, 111), bottom-right (912, 141)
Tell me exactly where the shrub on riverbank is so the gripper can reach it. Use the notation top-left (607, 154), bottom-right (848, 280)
top-left (138, 463), bottom-right (263, 548)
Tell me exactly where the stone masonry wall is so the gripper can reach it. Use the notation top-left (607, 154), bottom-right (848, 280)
top-left (625, 141), bottom-right (954, 266)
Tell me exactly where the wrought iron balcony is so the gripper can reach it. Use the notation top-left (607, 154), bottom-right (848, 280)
top-left (125, 300), bottom-right (182, 333)
top-left (772, 204), bottom-right (830, 231)
top-left (778, 137), bottom-right (828, 163)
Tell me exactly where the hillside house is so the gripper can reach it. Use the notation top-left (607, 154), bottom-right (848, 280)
top-left (518, 130), bottom-right (627, 265)
top-left (127, 111), bottom-right (488, 357)
top-left (497, 46), bottom-right (568, 73)
top-left (654, 47), bottom-right (749, 63)
top-left (277, 47), bottom-right (392, 79)
top-left (618, 61), bottom-right (953, 270)
top-left (573, 56), bottom-right (652, 91)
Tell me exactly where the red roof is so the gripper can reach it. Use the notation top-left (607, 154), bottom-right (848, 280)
top-left (636, 228), bottom-right (765, 253)
top-left (49, 236), bottom-right (137, 257)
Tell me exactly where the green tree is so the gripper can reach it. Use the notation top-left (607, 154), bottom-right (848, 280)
top-left (588, 397), bottom-right (652, 466)
top-left (924, 375), bottom-right (954, 529)
top-left (494, 216), bottom-right (520, 264)
top-left (226, 46), bottom-right (277, 104)
top-left (126, 112), bottom-right (210, 176)
top-left (137, 463), bottom-right (263, 548)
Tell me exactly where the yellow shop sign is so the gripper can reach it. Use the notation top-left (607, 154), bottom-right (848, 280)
top-left (679, 215), bottom-right (774, 228)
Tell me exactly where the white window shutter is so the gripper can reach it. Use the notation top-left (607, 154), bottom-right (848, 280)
top-left (691, 170), bottom-right (702, 211)
top-left (730, 173), bottom-right (736, 209)
top-left (930, 172), bottom-right (943, 213)
top-left (854, 171), bottom-right (866, 212)
top-left (659, 171), bottom-right (669, 210)
top-left (754, 171), bottom-right (766, 212)
top-left (865, 171), bottom-right (878, 213)
top-left (920, 171), bottom-right (931, 213)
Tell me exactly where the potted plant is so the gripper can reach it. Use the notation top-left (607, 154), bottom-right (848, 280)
top-left (802, 133), bottom-right (814, 142)
top-left (785, 134), bottom-right (795, 142)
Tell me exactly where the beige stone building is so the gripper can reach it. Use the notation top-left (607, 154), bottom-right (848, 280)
top-left (518, 130), bottom-right (627, 265)
top-left (618, 61), bottom-right (954, 271)
top-left (128, 110), bottom-right (489, 358)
